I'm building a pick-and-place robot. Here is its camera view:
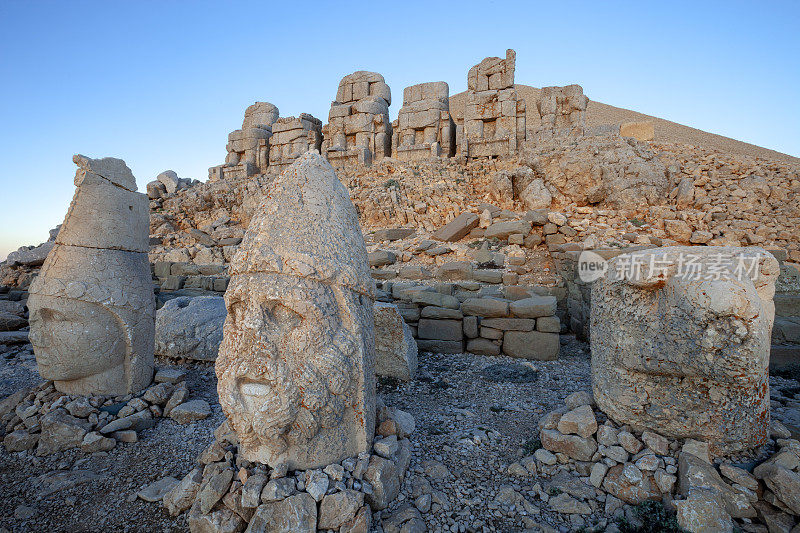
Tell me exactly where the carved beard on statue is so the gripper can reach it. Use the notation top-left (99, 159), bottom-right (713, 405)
top-left (216, 273), bottom-right (365, 464)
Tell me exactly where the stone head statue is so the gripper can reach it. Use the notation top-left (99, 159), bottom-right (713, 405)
top-left (217, 152), bottom-right (376, 469)
top-left (591, 246), bottom-right (779, 454)
top-left (28, 155), bottom-right (154, 396)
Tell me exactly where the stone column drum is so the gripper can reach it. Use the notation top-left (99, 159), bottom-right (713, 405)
top-left (28, 155), bottom-right (155, 396)
top-left (591, 246), bottom-right (779, 455)
top-left (216, 152), bottom-right (376, 470)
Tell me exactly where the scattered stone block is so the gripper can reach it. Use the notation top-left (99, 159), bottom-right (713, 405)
top-left (374, 302), bottom-right (418, 381)
top-left (503, 331), bottom-right (559, 360)
top-left (168, 400), bottom-right (211, 424)
top-left (432, 212), bottom-right (479, 242)
top-left (620, 121), bottom-right (655, 142)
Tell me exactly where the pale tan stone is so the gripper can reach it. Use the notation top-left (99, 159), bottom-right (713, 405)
top-left (28, 155), bottom-right (154, 396)
top-left (620, 121), bottom-right (655, 141)
top-left (536, 84), bottom-right (588, 135)
top-left (592, 246), bottom-right (779, 454)
top-left (373, 302), bottom-right (417, 381)
top-left (210, 102), bottom-right (279, 180)
top-left (268, 114), bottom-right (323, 173)
top-left (393, 81), bottom-right (455, 161)
top-left (216, 152), bottom-right (375, 470)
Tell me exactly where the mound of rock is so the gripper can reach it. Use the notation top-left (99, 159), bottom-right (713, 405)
top-left (534, 390), bottom-right (800, 533)
top-left (0, 368), bottom-right (207, 456)
top-left (159, 401), bottom-right (415, 533)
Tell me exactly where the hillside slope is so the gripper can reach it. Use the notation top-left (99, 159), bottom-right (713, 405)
top-left (450, 84), bottom-right (799, 164)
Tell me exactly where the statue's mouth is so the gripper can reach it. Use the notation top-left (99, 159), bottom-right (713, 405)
top-left (238, 381), bottom-right (272, 398)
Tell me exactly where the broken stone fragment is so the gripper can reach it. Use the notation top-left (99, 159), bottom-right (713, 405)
top-left (374, 302), bottom-right (418, 381)
top-left (674, 488), bottom-right (733, 533)
top-left (540, 429), bottom-right (597, 461)
top-left (36, 408), bottom-right (92, 455)
top-left (246, 493), bottom-right (317, 533)
top-left (136, 476), bottom-right (179, 502)
top-left (168, 399), bottom-right (211, 424)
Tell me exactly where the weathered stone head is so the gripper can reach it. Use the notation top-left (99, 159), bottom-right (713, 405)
top-left (28, 155), bottom-right (154, 396)
top-left (216, 152), bottom-right (375, 469)
top-left (591, 246), bottom-right (779, 454)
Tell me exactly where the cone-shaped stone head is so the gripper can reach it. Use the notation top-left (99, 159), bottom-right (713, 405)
top-left (217, 152), bottom-right (375, 469)
top-left (28, 155), bottom-right (154, 396)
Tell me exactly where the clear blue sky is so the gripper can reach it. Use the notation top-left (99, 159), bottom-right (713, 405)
top-left (1, 0), bottom-right (798, 260)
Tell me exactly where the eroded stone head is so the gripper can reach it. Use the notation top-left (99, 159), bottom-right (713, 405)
top-left (591, 246), bottom-right (779, 454)
top-left (216, 152), bottom-right (375, 469)
top-left (28, 155), bottom-right (154, 396)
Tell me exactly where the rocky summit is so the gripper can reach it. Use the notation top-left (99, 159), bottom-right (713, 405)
top-left (1, 41), bottom-right (800, 533)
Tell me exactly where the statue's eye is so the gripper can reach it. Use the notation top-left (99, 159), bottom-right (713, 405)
top-left (261, 301), bottom-right (302, 331)
top-left (227, 299), bottom-right (245, 320)
top-left (41, 308), bottom-right (67, 322)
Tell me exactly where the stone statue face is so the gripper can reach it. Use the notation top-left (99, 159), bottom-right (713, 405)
top-left (217, 274), bottom-right (364, 464)
top-left (591, 247), bottom-right (778, 454)
top-left (28, 294), bottom-right (125, 382)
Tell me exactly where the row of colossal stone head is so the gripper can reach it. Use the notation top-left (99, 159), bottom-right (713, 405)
top-left (208, 49), bottom-right (589, 181)
top-left (26, 146), bottom-right (780, 467)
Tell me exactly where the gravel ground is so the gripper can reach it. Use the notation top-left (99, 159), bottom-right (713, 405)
top-left (0, 356), bottom-right (223, 533)
top-left (0, 339), bottom-right (592, 533)
top-left (376, 336), bottom-right (594, 532)
top-left (2, 337), bottom-right (796, 533)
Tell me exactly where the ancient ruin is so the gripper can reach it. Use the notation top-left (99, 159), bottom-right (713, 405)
top-left (460, 49), bottom-right (527, 160)
top-left (321, 71), bottom-right (392, 167)
top-left (392, 82), bottom-right (455, 160)
top-left (216, 152), bottom-right (376, 469)
top-left (208, 102), bottom-right (279, 180)
top-left (1, 41), bottom-right (800, 533)
top-left (535, 84), bottom-right (588, 136)
top-left (267, 114), bottom-right (323, 173)
top-left (591, 247), bottom-right (780, 454)
top-left (27, 155), bottom-right (155, 396)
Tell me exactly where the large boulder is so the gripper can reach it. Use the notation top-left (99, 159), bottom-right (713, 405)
top-left (155, 296), bottom-right (226, 361)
